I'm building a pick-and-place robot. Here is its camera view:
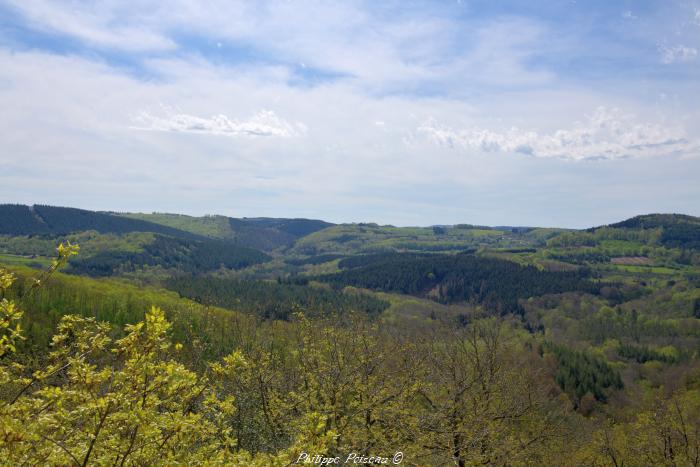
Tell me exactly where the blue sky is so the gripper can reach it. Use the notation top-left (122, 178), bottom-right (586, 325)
top-left (1, 0), bottom-right (699, 228)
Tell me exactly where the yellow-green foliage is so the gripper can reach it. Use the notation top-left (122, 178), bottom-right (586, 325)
top-left (0, 269), bottom-right (22, 359)
top-left (0, 305), bottom-right (290, 464)
top-left (1, 251), bottom-right (567, 464)
top-left (4, 243), bottom-right (700, 465)
top-left (0, 263), bottom-right (333, 464)
top-left (0, 306), bottom-right (564, 465)
top-left (574, 390), bottom-right (700, 465)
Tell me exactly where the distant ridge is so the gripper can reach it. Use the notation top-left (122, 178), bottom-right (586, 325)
top-left (606, 213), bottom-right (700, 229)
top-left (0, 204), bottom-right (335, 251)
top-left (0, 204), bottom-right (205, 240)
top-left (592, 213), bottom-right (700, 250)
top-left (121, 212), bottom-right (334, 251)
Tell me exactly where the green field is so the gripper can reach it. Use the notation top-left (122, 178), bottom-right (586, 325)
top-left (120, 212), bottom-right (234, 239)
top-left (0, 253), bottom-right (52, 268)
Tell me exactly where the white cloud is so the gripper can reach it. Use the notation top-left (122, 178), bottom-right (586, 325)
top-left (5, 0), bottom-right (175, 51)
top-left (132, 108), bottom-right (306, 138)
top-left (2, 1), bottom-right (557, 93)
top-left (418, 107), bottom-right (692, 161)
top-left (659, 44), bottom-right (698, 64)
top-left (2, 2), bottom-right (700, 226)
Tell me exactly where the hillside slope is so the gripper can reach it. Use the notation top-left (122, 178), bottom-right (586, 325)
top-left (121, 212), bottom-right (334, 250)
top-left (605, 213), bottom-right (700, 250)
top-left (0, 205), bottom-right (203, 240)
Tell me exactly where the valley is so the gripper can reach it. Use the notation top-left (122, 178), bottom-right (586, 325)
top-left (2, 204), bottom-right (700, 464)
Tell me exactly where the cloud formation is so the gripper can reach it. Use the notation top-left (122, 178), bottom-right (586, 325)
top-left (1, 1), bottom-right (700, 226)
top-left (4, 0), bottom-right (174, 51)
top-left (659, 45), bottom-right (698, 64)
top-left (418, 107), bottom-right (691, 161)
top-left (132, 108), bottom-right (306, 138)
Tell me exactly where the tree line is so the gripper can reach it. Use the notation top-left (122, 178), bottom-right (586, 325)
top-left (66, 235), bottom-right (269, 276)
top-left (165, 275), bottom-right (389, 320)
top-left (0, 204), bottom-right (202, 239)
top-left (321, 252), bottom-right (598, 314)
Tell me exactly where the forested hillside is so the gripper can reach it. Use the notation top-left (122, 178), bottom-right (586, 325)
top-left (605, 214), bottom-right (700, 250)
top-left (66, 235), bottom-right (270, 277)
top-left (0, 204), bottom-right (202, 239)
top-left (2, 209), bottom-right (700, 464)
top-left (320, 252), bottom-right (597, 314)
top-left (289, 222), bottom-right (561, 255)
top-left (165, 276), bottom-right (389, 320)
top-left (0, 205), bottom-right (334, 252)
top-left (121, 211), bottom-right (333, 250)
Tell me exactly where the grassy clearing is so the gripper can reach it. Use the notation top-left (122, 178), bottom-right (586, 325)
top-left (611, 264), bottom-right (679, 275)
top-left (611, 257), bottom-right (653, 265)
top-left (120, 212), bottom-right (234, 239)
top-left (0, 254), bottom-right (52, 268)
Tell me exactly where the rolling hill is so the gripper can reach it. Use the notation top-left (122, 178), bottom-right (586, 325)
top-left (0, 204), bottom-right (204, 240)
top-left (120, 212), bottom-right (334, 251)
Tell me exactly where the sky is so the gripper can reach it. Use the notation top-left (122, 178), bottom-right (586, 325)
top-left (0, 0), bottom-right (699, 228)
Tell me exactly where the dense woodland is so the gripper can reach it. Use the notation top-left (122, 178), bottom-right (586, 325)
top-left (165, 276), bottom-right (389, 320)
top-left (66, 235), bottom-right (270, 277)
top-left (3, 206), bottom-right (700, 465)
top-left (0, 204), bottom-right (333, 251)
top-left (323, 252), bottom-right (597, 314)
top-left (0, 204), bottom-right (202, 239)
